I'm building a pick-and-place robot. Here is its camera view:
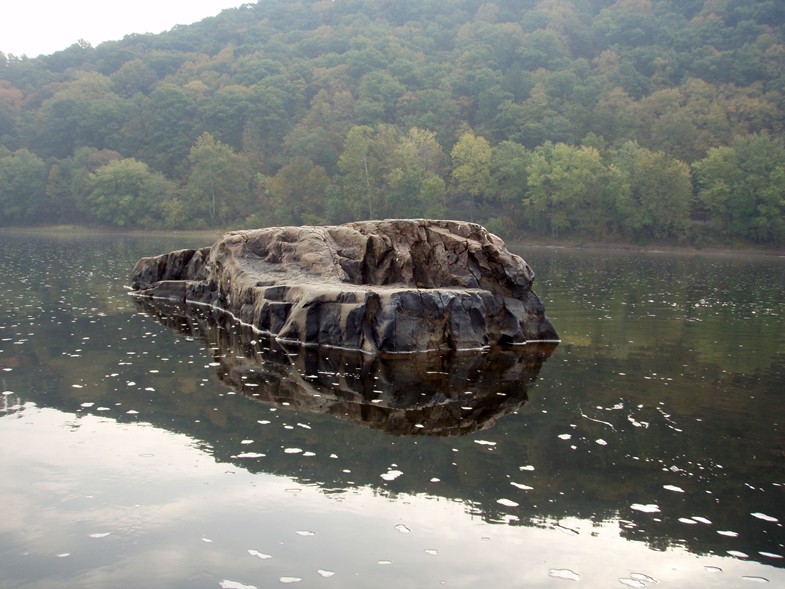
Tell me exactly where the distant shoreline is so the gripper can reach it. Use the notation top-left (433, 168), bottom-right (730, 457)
top-left (508, 237), bottom-right (785, 259)
top-left (2, 225), bottom-right (784, 258)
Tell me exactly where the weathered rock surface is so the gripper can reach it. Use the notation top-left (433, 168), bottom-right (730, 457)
top-left (130, 219), bottom-right (558, 354)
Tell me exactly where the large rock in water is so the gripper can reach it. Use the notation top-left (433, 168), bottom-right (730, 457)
top-left (129, 219), bottom-right (558, 354)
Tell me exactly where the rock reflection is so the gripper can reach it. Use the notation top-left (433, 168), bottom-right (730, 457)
top-left (133, 297), bottom-right (555, 436)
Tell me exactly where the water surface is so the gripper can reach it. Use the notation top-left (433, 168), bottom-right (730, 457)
top-left (0, 232), bottom-right (783, 588)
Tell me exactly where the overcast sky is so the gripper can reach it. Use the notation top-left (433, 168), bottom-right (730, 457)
top-left (2, 0), bottom-right (250, 58)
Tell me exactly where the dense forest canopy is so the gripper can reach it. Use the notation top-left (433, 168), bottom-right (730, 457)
top-left (1, 0), bottom-right (784, 244)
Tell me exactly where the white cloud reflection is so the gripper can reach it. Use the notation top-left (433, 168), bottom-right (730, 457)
top-left (1, 405), bottom-right (782, 588)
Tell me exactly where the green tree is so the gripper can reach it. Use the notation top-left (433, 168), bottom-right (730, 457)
top-left (45, 163), bottom-right (76, 223)
top-left (355, 71), bottom-right (405, 124)
top-left (489, 140), bottom-right (532, 230)
top-left (283, 86), bottom-right (356, 174)
top-left (0, 83), bottom-right (21, 146)
top-left (612, 141), bottom-right (692, 240)
top-left (396, 88), bottom-right (460, 147)
top-left (83, 158), bottom-right (175, 227)
top-left (202, 85), bottom-right (251, 151)
top-left (395, 127), bottom-right (447, 177)
top-left (419, 175), bottom-right (447, 218)
top-left (143, 84), bottom-right (200, 176)
top-left (496, 78), bottom-right (576, 147)
top-left (184, 132), bottom-right (254, 226)
top-left (33, 71), bottom-right (126, 158)
top-left (337, 124), bottom-right (400, 220)
top-left (246, 76), bottom-right (301, 170)
top-left (385, 168), bottom-right (423, 218)
top-left (693, 134), bottom-right (785, 243)
top-left (382, 127), bottom-right (448, 219)
top-left (450, 131), bottom-right (492, 218)
top-left (110, 58), bottom-right (158, 97)
top-left (518, 29), bottom-right (569, 70)
top-left (0, 149), bottom-right (49, 225)
top-left (269, 156), bottom-right (331, 225)
top-left (67, 147), bottom-right (124, 217)
top-left (35, 98), bottom-right (90, 158)
top-left (525, 143), bottom-right (625, 238)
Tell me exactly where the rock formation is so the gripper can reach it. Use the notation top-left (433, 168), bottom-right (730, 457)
top-left (130, 219), bottom-right (558, 354)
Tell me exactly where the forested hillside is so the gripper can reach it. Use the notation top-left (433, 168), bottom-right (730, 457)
top-left (1, 0), bottom-right (784, 244)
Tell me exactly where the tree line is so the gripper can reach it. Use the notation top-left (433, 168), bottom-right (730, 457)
top-left (1, 0), bottom-right (784, 244)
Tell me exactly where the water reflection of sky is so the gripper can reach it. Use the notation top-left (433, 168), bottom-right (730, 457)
top-left (1, 403), bottom-right (782, 589)
top-left (2, 233), bottom-right (785, 588)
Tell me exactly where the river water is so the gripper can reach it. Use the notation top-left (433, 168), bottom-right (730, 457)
top-left (0, 231), bottom-right (783, 588)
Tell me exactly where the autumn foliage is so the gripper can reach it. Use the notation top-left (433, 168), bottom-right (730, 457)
top-left (0, 0), bottom-right (783, 245)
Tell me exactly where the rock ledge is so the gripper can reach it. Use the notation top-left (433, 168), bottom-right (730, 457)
top-left (129, 219), bottom-right (558, 354)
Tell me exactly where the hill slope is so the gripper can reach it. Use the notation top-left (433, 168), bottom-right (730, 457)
top-left (1, 0), bottom-right (783, 244)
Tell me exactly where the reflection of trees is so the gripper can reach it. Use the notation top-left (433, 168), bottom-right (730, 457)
top-left (131, 287), bottom-right (785, 570)
top-left (515, 247), bottom-right (785, 567)
top-left (525, 248), bottom-right (785, 373)
top-left (3, 234), bottom-right (782, 570)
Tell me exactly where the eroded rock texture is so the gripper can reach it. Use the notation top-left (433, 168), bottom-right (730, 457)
top-left (130, 220), bottom-right (558, 353)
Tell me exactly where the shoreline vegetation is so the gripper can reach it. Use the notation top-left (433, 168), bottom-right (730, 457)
top-left (1, 1), bottom-right (784, 247)
top-left (4, 224), bottom-right (784, 259)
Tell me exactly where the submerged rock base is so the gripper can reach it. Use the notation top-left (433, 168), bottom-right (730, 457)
top-left (130, 220), bottom-right (558, 354)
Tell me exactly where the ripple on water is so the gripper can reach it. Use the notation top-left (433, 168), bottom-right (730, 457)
top-left (630, 573), bottom-right (657, 584)
top-left (728, 550), bottom-right (749, 558)
top-left (548, 569), bottom-right (580, 581)
top-left (705, 566), bottom-right (723, 574)
top-left (220, 581), bottom-right (257, 589)
top-left (497, 498), bottom-right (519, 507)
top-left (248, 550), bottom-right (272, 559)
top-left (511, 482), bottom-right (533, 491)
top-left (631, 503), bottom-right (660, 513)
top-left (759, 552), bottom-right (784, 559)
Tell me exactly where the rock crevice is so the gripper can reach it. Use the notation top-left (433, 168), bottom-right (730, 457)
top-left (130, 219), bottom-right (558, 354)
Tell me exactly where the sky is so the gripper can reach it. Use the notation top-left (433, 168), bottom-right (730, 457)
top-left (1, 0), bottom-right (250, 58)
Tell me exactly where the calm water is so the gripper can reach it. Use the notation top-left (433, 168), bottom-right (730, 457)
top-left (1, 231), bottom-right (783, 589)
